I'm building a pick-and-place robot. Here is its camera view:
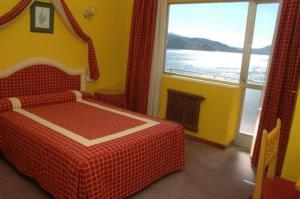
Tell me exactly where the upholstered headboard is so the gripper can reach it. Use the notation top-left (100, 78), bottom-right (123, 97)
top-left (0, 57), bottom-right (86, 99)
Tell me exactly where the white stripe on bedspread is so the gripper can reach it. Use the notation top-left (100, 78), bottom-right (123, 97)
top-left (11, 95), bottom-right (159, 147)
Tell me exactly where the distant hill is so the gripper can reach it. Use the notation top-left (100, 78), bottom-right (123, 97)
top-left (251, 45), bottom-right (272, 55)
top-left (167, 33), bottom-right (271, 55)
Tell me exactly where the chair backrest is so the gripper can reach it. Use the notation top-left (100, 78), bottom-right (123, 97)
top-left (253, 118), bottom-right (281, 199)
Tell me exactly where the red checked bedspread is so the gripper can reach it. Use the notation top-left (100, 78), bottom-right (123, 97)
top-left (0, 91), bottom-right (185, 199)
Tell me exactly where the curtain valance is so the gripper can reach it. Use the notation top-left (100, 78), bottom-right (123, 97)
top-left (0, 0), bottom-right (99, 80)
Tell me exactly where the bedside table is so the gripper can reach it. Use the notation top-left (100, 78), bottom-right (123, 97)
top-left (95, 89), bottom-right (126, 108)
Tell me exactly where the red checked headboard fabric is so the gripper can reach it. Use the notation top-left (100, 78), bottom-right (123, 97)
top-left (0, 58), bottom-right (86, 99)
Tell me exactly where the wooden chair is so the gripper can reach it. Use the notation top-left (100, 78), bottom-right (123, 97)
top-left (296, 177), bottom-right (300, 192)
top-left (253, 119), bottom-right (300, 199)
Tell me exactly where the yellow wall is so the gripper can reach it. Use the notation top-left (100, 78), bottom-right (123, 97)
top-left (160, 75), bottom-right (299, 180)
top-left (0, 0), bottom-right (133, 93)
top-left (160, 74), bottom-right (300, 180)
top-left (159, 74), bottom-right (242, 146)
top-left (282, 86), bottom-right (300, 182)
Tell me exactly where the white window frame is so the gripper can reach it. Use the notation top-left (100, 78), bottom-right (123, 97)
top-left (163, 0), bottom-right (280, 86)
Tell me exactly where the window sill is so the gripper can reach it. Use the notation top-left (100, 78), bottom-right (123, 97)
top-left (163, 72), bottom-right (240, 88)
top-left (239, 131), bottom-right (255, 137)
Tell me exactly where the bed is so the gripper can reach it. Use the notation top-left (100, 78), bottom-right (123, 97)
top-left (0, 58), bottom-right (185, 199)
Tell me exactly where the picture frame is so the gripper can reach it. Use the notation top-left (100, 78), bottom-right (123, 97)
top-left (30, 1), bottom-right (54, 33)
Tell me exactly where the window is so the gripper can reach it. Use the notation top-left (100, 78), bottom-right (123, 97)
top-left (247, 3), bottom-right (279, 85)
top-left (240, 3), bottom-right (279, 135)
top-left (164, 1), bottom-right (280, 140)
top-left (164, 2), bottom-right (279, 85)
top-left (165, 2), bottom-right (249, 83)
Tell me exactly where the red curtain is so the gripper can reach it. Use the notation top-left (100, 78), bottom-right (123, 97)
top-left (252, 0), bottom-right (300, 175)
top-left (125, 0), bottom-right (158, 113)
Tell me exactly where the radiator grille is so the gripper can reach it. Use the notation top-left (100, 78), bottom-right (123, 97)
top-left (166, 89), bottom-right (205, 132)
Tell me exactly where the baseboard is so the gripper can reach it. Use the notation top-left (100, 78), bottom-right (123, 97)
top-left (185, 134), bottom-right (232, 150)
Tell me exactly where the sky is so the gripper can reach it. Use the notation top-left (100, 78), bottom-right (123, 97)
top-left (168, 2), bottom-right (279, 48)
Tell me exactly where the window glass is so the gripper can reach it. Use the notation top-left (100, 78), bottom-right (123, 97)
top-left (247, 3), bottom-right (279, 85)
top-left (240, 88), bottom-right (262, 134)
top-left (165, 2), bottom-right (249, 82)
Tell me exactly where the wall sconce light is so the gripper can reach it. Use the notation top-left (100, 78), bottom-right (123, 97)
top-left (83, 7), bottom-right (96, 20)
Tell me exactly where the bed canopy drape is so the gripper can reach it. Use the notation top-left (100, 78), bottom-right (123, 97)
top-left (0, 0), bottom-right (99, 81)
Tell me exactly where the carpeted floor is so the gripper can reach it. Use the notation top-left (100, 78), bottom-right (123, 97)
top-left (0, 139), bottom-right (255, 199)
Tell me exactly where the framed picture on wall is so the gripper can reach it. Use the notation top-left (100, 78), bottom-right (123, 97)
top-left (30, 1), bottom-right (54, 33)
